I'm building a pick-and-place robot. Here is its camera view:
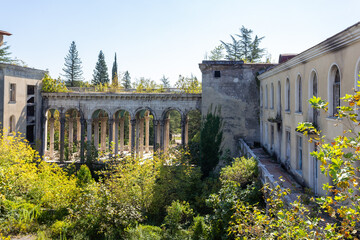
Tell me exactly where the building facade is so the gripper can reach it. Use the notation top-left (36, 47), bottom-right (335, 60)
top-left (258, 22), bottom-right (360, 195)
top-left (199, 61), bottom-right (274, 156)
top-left (0, 63), bottom-right (46, 144)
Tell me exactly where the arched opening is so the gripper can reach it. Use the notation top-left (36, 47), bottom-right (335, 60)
top-left (309, 70), bottom-right (318, 125)
top-left (270, 83), bottom-right (274, 109)
top-left (113, 110), bottom-right (131, 156)
top-left (91, 109), bottom-right (109, 156)
top-left (277, 81), bottom-right (281, 114)
top-left (45, 108), bottom-right (60, 160)
top-left (328, 64), bottom-right (341, 116)
top-left (162, 109), bottom-right (182, 152)
top-left (133, 109), bottom-right (155, 158)
top-left (9, 115), bottom-right (15, 134)
top-left (64, 108), bottom-right (81, 161)
top-left (186, 109), bottom-right (201, 144)
top-left (285, 78), bottom-right (290, 111)
top-left (296, 75), bottom-right (302, 113)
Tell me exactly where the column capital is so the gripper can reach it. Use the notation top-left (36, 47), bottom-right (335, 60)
top-left (159, 120), bottom-right (165, 126)
top-left (108, 118), bottom-right (114, 124)
top-left (86, 118), bottom-right (92, 125)
top-left (130, 119), bottom-right (137, 126)
top-left (153, 119), bottom-right (159, 126)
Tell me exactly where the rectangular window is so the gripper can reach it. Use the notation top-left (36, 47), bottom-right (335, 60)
top-left (214, 71), bottom-right (221, 78)
top-left (28, 85), bottom-right (35, 96)
top-left (10, 83), bottom-right (16, 102)
top-left (297, 136), bottom-right (303, 171)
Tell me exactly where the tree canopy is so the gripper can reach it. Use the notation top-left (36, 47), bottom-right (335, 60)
top-left (111, 53), bottom-right (118, 87)
top-left (122, 70), bottom-right (131, 89)
top-left (62, 41), bottom-right (83, 87)
top-left (0, 42), bottom-right (13, 63)
top-left (220, 26), bottom-right (265, 62)
top-left (92, 50), bottom-right (109, 85)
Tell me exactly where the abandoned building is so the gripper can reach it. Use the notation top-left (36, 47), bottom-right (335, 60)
top-left (1, 22), bottom-right (360, 196)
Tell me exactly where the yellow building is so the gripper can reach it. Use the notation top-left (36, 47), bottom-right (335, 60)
top-left (258, 22), bottom-right (360, 196)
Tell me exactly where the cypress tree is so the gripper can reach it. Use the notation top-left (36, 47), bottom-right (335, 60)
top-left (122, 71), bottom-right (131, 89)
top-left (111, 53), bottom-right (118, 86)
top-left (92, 50), bottom-right (109, 85)
top-left (62, 41), bottom-right (83, 87)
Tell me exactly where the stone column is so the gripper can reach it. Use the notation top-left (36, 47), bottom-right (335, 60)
top-left (185, 117), bottom-right (189, 145)
top-left (128, 116), bottom-right (132, 151)
top-left (181, 116), bottom-right (189, 146)
top-left (135, 118), bottom-right (139, 155)
top-left (130, 119), bottom-right (136, 155)
top-left (145, 115), bottom-right (150, 152)
top-left (153, 120), bottom-right (158, 152)
top-left (108, 118), bottom-right (114, 152)
top-left (120, 117), bottom-right (125, 152)
top-left (160, 120), bottom-right (165, 151)
top-left (86, 119), bottom-right (92, 160)
top-left (76, 117), bottom-right (81, 142)
top-left (157, 122), bottom-right (161, 145)
top-left (165, 117), bottom-right (170, 151)
top-left (114, 118), bottom-right (119, 154)
top-left (80, 117), bottom-right (86, 162)
top-left (100, 117), bottom-right (107, 152)
top-left (68, 118), bottom-right (74, 151)
top-left (94, 119), bottom-right (99, 150)
top-left (59, 112), bottom-right (65, 163)
top-left (44, 113), bottom-right (48, 152)
top-left (49, 117), bottom-right (55, 158)
top-left (139, 117), bottom-right (144, 158)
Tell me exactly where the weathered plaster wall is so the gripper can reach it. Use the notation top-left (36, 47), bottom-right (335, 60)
top-left (199, 61), bottom-right (274, 156)
top-left (0, 64), bottom-right (45, 140)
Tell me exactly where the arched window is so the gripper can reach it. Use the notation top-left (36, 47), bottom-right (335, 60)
top-left (277, 81), bottom-right (281, 114)
top-left (328, 65), bottom-right (341, 116)
top-left (265, 85), bottom-right (268, 108)
top-left (354, 58), bottom-right (360, 120)
top-left (271, 83), bottom-right (274, 109)
top-left (9, 115), bottom-right (15, 133)
top-left (309, 70), bottom-right (318, 125)
top-left (285, 78), bottom-right (290, 111)
top-left (296, 75), bottom-right (302, 112)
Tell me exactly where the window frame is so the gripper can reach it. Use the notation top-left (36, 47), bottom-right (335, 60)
top-left (9, 83), bottom-right (16, 103)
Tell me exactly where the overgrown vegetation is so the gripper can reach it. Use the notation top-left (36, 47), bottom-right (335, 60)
top-left (3, 82), bottom-right (360, 239)
top-left (41, 73), bottom-right (68, 93)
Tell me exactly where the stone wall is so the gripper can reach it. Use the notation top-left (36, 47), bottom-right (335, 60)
top-left (199, 61), bottom-right (275, 156)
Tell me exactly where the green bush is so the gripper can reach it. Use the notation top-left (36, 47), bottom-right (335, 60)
top-left (76, 164), bottom-right (94, 188)
top-left (125, 224), bottom-right (163, 240)
top-left (220, 157), bottom-right (258, 187)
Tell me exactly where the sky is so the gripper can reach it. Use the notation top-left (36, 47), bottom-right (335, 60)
top-left (1, 0), bottom-right (360, 86)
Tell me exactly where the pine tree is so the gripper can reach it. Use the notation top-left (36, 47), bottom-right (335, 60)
top-left (0, 42), bottom-right (12, 63)
top-left (221, 26), bottom-right (265, 62)
top-left (92, 50), bottom-right (109, 85)
top-left (237, 26), bottom-right (253, 61)
top-left (62, 41), bottom-right (83, 87)
top-left (160, 75), bottom-right (170, 88)
top-left (208, 44), bottom-right (225, 60)
top-left (221, 35), bottom-right (242, 61)
top-left (122, 71), bottom-right (131, 89)
top-left (111, 53), bottom-right (118, 87)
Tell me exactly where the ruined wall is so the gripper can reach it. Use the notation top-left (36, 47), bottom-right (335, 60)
top-left (199, 61), bottom-right (274, 156)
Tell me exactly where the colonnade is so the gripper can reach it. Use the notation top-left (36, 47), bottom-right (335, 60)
top-left (44, 109), bottom-right (190, 162)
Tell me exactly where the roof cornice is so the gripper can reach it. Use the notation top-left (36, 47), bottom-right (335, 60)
top-left (258, 22), bottom-right (360, 80)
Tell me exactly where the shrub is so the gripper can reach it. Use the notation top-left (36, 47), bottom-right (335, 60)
top-left (220, 157), bottom-right (258, 187)
top-left (125, 224), bottom-right (163, 240)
